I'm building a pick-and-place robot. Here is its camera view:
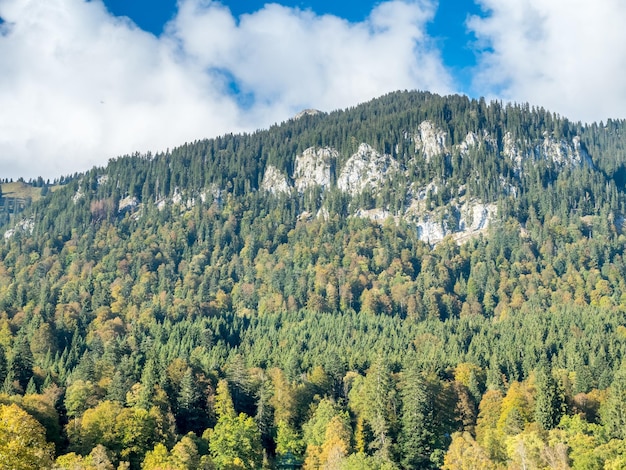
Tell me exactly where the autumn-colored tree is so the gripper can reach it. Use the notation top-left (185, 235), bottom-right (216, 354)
top-left (55, 445), bottom-right (115, 470)
top-left (318, 415), bottom-right (352, 470)
top-left (142, 435), bottom-right (206, 470)
top-left (443, 432), bottom-right (499, 470)
top-left (475, 389), bottom-right (506, 462)
top-left (268, 368), bottom-right (298, 426)
top-left (0, 403), bottom-right (54, 470)
top-left (497, 381), bottom-right (533, 436)
top-left (73, 400), bottom-right (123, 454)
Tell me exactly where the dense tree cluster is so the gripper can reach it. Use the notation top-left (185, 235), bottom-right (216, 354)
top-left (2, 91), bottom-right (626, 468)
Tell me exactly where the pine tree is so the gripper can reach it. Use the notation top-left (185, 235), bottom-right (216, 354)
top-left (106, 371), bottom-right (129, 404)
top-left (360, 357), bottom-right (397, 461)
top-left (137, 359), bottom-right (158, 410)
top-left (601, 364), bottom-right (626, 439)
top-left (225, 354), bottom-right (254, 415)
top-left (534, 365), bottom-right (563, 430)
top-left (2, 368), bottom-right (15, 395)
top-left (25, 376), bottom-right (38, 395)
top-left (10, 335), bottom-right (34, 391)
top-left (255, 377), bottom-right (275, 454)
top-left (399, 360), bottom-right (435, 469)
top-left (177, 367), bottom-right (207, 434)
top-left (42, 373), bottom-right (52, 391)
top-left (0, 345), bottom-right (7, 387)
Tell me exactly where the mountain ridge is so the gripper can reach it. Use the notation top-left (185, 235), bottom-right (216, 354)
top-left (4, 90), bottom-right (617, 245)
top-left (3, 90), bottom-right (626, 468)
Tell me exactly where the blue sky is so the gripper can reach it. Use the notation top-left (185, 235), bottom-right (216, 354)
top-left (0, 0), bottom-right (625, 178)
top-left (103, 0), bottom-right (482, 91)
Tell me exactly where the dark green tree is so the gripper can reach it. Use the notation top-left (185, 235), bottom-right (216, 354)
top-left (106, 370), bottom-right (130, 404)
top-left (601, 364), bottom-right (626, 439)
top-left (534, 365), bottom-right (563, 430)
top-left (399, 359), bottom-right (435, 469)
top-left (177, 367), bottom-right (208, 434)
top-left (0, 345), bottom-right (7, 387)
top-left (10, 335), bottom-right (34, 392)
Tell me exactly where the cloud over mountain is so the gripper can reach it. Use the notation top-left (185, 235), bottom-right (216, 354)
top-left (0, 0), bottom-right (450, 179)
top-left (2, 0), bottom-right (625, 179)
top-left (469, 0), bottom-right (626, 123)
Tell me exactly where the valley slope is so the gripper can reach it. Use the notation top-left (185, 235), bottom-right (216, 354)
top-left (2, 91), bottom-right (626, 469)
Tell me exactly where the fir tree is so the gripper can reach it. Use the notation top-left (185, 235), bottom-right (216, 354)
top-left (399, 359), bottom-right (436, 469)
top-left (177, 367), bottom-right (207, 434)
top-left (534, 365), bottom-right (563, 431)
top-left (10, 335), bottom-right (34, 391)
top-left (25, 376), bottom-right (38, 395)
top-left (0, 345), bottom-right (7, 387)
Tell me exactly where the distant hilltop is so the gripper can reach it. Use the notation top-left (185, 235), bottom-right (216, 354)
top-left (293, 108), bottom-right (324, 120)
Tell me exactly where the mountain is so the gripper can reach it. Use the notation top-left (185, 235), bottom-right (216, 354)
top-left (3, 90), bottom-right (626, 469)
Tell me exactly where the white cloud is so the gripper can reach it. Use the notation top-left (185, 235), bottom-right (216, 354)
top-left (469, 0), bottom-right (626, 123)
top-left (171, 0), bottom-right (449, 117)
top-left (0, 0), bottom-right (452, 179)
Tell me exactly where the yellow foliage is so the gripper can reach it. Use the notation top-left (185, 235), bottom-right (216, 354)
top-left (443, 432), bottom-right (501, 470)
top-left (0, 403), bottom-right (54, 470)
top-left (318, 415), bottom-right (351, 469)
top-left (497, 381), bottom-right (534, 436)
top-left (454, 362), bottom-right (484, 388)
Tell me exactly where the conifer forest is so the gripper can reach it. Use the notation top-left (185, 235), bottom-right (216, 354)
top-left (3, 91), bottom-right (626, 468)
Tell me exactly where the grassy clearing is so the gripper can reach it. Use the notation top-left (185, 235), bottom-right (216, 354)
top-left (1, 181), bottom-right (43, 202)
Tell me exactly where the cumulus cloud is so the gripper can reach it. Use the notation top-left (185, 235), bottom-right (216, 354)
top-left (0, 0), bottom-right (451, 179)
top-left (170, 0), bottom-right (450, 121)
top-left (468, 0), bottom-right (626, 123)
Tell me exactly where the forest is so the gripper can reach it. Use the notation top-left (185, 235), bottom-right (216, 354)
top-left (2, 91), bottom-right (626, 468)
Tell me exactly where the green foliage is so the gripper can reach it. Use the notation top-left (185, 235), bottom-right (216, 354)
top-left (65, 380), bottom-right (100, 418)
top-left (348, 357), bottom-right (397, 461)
top-left (142, 436), bottom-right (205, 470)
top-left (2, 91), bottom-right (626, 467)
top-left (398, 358), bottom-right (436, 468)
top-left (209, 412), bottom-right (263, 470)
top-left (0, 346), bottom-right (7, 388)
top-left (601, 363), bottom-right (626, 439)
top-left (533, 365), bottom-right (564, 430)
top-left (176, 367), bottom-right (209, 434)
top-left (275, 421), bottom-right (304, 457)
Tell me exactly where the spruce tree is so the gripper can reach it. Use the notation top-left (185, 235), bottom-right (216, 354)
top-left (399, 359), bottom-right (435, 469)
top-left (25, 376), bottom-right (38, 395)
top-left (2, 368), bottom-right (15, 395)
top-left (601, 364), bottom-right (626, 439)
top-left (0, 345), bottom-right (7, 387)
top-left (177, 367), bottom-right (207, 434)
top-left (10, 335), bottom-right (33, 391)
top-left (534, 365), bottom-right (563, 430)
top-left (363, 358), bottom-right (396, 461)
top-left (106, 371), bottom-right (129, 404)
top-left (137, 359), bottom-right (158, 410)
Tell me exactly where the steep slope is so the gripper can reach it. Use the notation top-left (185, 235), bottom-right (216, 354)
top-left (3, 91), bottom-right (626, 469)
top-left (8, 91), bottom-right (621, 245)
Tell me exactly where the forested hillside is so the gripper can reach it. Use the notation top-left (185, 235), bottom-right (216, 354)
top-left (3, 91), bottom-right (626, 468)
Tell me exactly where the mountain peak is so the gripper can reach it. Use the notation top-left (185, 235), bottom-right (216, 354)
top-left (293, 108), bottom-right (323, 120)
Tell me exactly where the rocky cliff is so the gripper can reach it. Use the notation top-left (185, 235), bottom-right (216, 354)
top-left (337, 143), bottom-right (399, 195)
top-left (294, 147), bottom-right (336, 192)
